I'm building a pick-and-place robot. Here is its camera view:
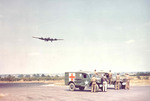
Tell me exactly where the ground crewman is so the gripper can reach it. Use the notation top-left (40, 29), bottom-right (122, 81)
top-left (108, 70), bottom-right (112, 85)
top-left (125, 73), bottom-right (130, 90)
top-left (94, 69), bottom-right (98, 76)
top-left (102, 74), bottom-right (108, 92)
top-left (115, 73), bottom-right (120, 90)
top-left (91, 75), bottom-right (97, 93)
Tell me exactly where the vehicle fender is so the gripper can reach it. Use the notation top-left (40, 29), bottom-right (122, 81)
top-left (68, 81), bottom-right (74, 85)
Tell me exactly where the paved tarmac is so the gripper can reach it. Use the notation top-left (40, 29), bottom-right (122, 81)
top-left (1, 85), bottom-right (150, 101)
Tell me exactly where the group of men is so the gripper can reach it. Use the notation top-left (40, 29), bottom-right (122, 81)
top-left (115, 72), bottom-right (130, 90)
top-left (91, 70), bottom-right (130, 93)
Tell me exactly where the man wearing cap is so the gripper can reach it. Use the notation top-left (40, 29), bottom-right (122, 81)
top-left (91, 75), bottom-right (97, 93)
top-left (94, 69), bottom-right (98, 76)
top-left (108, 70), bottom-right (112, 85)
top-left (125, 73), bottom-right (130, 90)
top-left (101, 74), bottom-right (108, 92)
top-left (115, 73), bottom-right (120, 90)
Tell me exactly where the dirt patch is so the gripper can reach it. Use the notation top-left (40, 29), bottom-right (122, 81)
top-left (0, 93), bottom-right (8, 98)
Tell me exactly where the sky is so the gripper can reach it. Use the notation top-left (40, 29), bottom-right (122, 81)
top-left (0, 0), bottom-right (150, 74)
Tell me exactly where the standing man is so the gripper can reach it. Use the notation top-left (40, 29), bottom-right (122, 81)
top-left (94, 69), bottom-right (98, 76)
top-left (115, 73), bottom-right (120, 90)
top-left (108, 70), bottom-right (112, 85)
top-left (91, 75), bottom-right (97, 93)
top-left (125, 73), bottom-right (130, 90)
top-left (102, 74), bottom-right (108, 92)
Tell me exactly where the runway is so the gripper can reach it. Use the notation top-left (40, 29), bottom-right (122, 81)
top-left (0, 84), bottom-right (150, 101)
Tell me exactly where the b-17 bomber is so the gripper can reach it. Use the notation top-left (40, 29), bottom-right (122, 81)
top-left (32, 36), bottom-right (63, 42)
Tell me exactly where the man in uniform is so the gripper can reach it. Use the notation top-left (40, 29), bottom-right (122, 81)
top-left (91, 75), bottom-right (97, 93)
top-left (108, 70), bottom-right (112, 85)
top-left (125, 73), bottom-right (130, 90)
top-left (115, 73), bottom-right (120, 90)
top-left (94, 69), bottom-right (98, 76)
top-left (101, 74), bottom-right (108, 92)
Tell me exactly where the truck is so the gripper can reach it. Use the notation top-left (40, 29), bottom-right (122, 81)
top-left (65, 71), bottom-right (103, 91)
top-left (65, 71), bottom-right (127, 91)
top-left (97, 71), bottom-right (127, 89)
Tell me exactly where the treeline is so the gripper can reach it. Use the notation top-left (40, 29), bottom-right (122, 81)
top-left (0, 74), bottom-right (64, 81)
top-left (135, 72), bottom-right (150, 76)
top-left (134, 72), bottom-right (150, 80)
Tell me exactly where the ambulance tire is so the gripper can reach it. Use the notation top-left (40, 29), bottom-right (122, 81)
top-left (122, 85), bottom-right (125, 89)
top-left (114, 82), bottom-right (117, 89)
top-left (119, 83), bottom-right (122, 89)
top-left (101, 87), bottom-right (103, 91)
top-left (79, 87), bottom-right (85, 91)
top-left (69, 83), bottom-right (75, 91)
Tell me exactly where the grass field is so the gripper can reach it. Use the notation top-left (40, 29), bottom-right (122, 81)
top-left (48, 76), bottom-right (150, 86)
top-left (0, 76), bottom-right (150, 86)
top-left (130, 76), bottom-right (150, 86)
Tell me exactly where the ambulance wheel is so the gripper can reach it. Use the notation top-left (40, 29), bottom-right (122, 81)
top-left (69, 83), bottom-right (75, 91)
top-left (119, 83), bottom-right (122, 89)
top-left (114, 82), bottom-right (117, 89)
top-left (122, 85), bottom-right (125, 89)
top-left (100, 87), bottom-right (103, 91)
top-left (79, 87), bottom-right (85, 91)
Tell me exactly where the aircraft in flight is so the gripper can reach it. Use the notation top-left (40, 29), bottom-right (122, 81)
top-left (32, 36), bottom-right (63, 42)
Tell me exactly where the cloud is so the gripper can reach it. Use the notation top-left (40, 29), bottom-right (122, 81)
top-left (143, 21), bottom-right (150, 26)
top-left (125, 40), bottom-right (135, 44)
top-left (114, 26), bottom-right (123, 30)
top-left (146, 49), bottom-right (150, 52)
top-left (28, 52), bottom-right (41, 56)
top-left (0, 15), bottom-right (3, 18)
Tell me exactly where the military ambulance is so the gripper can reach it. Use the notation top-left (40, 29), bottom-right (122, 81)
top-left (65, 71), bottom-right (103, 91)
